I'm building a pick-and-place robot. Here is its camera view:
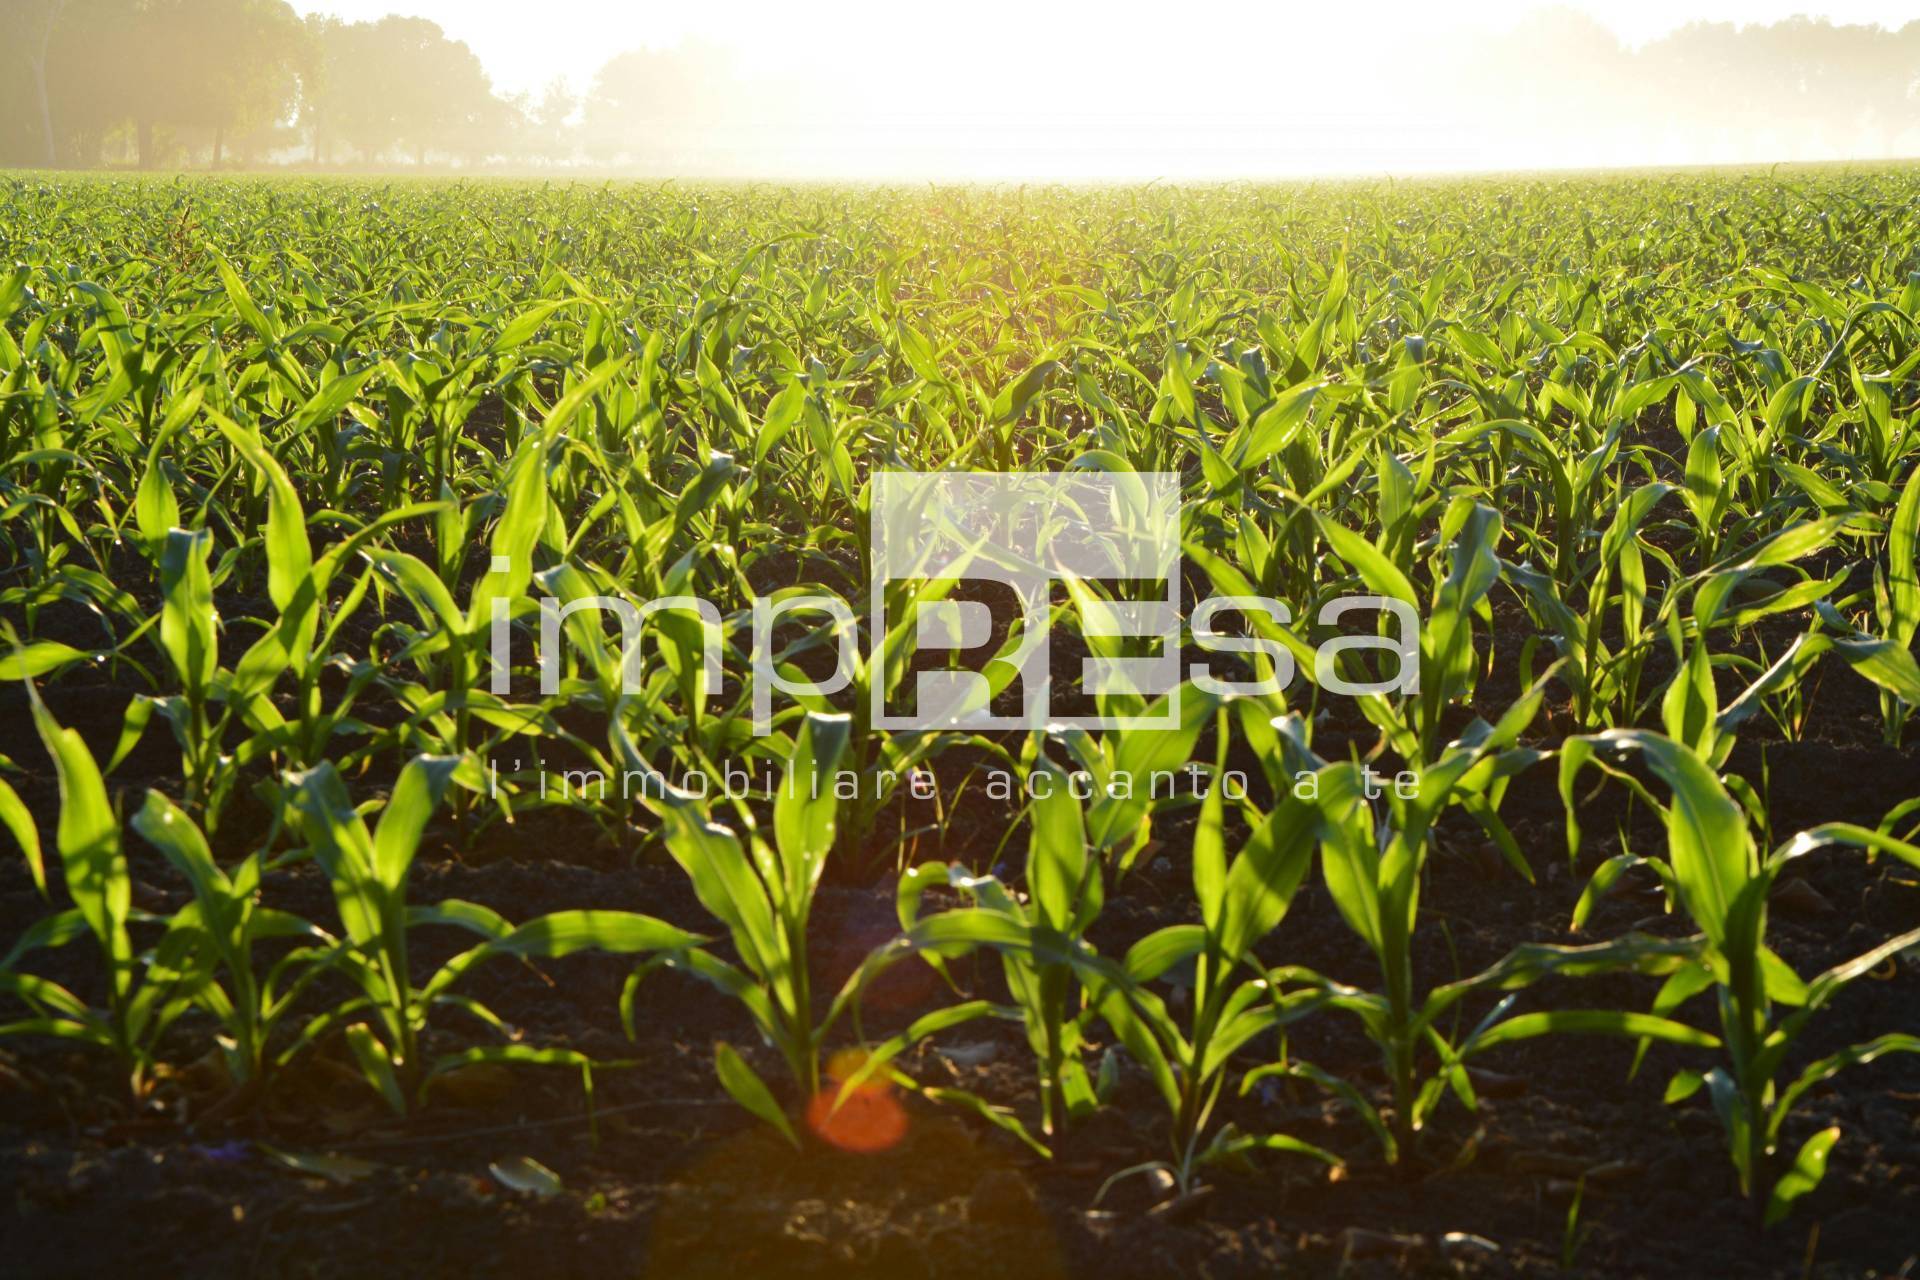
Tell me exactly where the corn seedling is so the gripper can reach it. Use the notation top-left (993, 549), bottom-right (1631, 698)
top-left (1263, 696), bottom-right (1716, 1162)
top-left (0, 687), bottom-right (199, 1100)
top-left (622, 711), bottom-right (863, 1142)
top-left (291, 753), bottom-right (699, 1111)
top-left (1091, 710), bottom-right (1344, 1197)
top-left (1563, 729), bottom-right (1920, 1223)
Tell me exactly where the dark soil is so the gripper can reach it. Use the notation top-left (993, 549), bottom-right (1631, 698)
top-left (1, 608), bottom-right (1917, 1280)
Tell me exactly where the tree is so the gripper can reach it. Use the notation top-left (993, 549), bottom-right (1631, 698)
top-left (580, 43), bottom-right (738, 169)
top-left (20, 0), bottom-right (145, 166)
top-left (99, 0), bottom-right (303, 167)
top-left (196, 0), bottom-right (304, 165)
top-left (303, 15), bottom-right (512, 166)
top-left (23, 0), bottom-right (68, 167)
top-left (533, 76), bottom-right (577, 163)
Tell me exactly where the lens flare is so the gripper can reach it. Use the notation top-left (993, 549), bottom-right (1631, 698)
top-left (805, 1049), bottom-right (908, 1154)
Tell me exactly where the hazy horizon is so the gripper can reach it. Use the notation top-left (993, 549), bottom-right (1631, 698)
top-left (301, 0), bottom-right (1920, 178)
top-left (6, 0), bottom-right (1920, 177)
top-left (287, 0), bottom-right (1920, 100)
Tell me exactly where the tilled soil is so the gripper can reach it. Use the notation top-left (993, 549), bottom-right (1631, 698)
top-left (1, 653), bottom-right (1916, 1280)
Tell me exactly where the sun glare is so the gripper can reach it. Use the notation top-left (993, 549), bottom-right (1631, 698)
top-left (236, 0), bottom-right (1920, 177)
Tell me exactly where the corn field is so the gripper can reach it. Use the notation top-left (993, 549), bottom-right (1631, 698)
top-left (1, 168), bottom-right (1918, 1278)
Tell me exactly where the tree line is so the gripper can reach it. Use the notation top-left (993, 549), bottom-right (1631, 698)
top-left (1, 0), bottom-right (550, 168)
top-left (1, 2), bottom-right (1918, 170)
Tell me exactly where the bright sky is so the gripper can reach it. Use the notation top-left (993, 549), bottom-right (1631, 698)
top-left (292, 0), bottom-right (1918, 98)
top-left (292, 0), bottom-right (1920, 176)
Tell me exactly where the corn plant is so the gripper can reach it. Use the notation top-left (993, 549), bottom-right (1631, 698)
top-left (1562, 729), bottom-right (1920, 1223)
top-left (0, 687), bottom-right (200, 1100)
top-left (361, 419), bottom-right (568, 767)
top-left (1089, 712), bottom-right (1343, 1196)
top-left (1502, 478), bottom-right (1672, 726)
top-left (1318, 497), bottom-right (1544, 873)
top-left (1265, 697), bottom-right (1716, 1161)
top-left (894, 754), bottom-right (1108, 1138)
top-left (755, 576), bottom-right (1018, 871)
top-left (127, 791), bottom-right (335, 1093)
top-left (1052, 682), bottom-right (1216, 874)
top-left (290, 754), bottom-right (699, 1112)
top-left (1845, 460), bottom-right (1920, 743)
top-left (211, 417), bottom-right (447, 776)
top-left (620, 711), bottom-right (856, 1141)
top-left (152, 525), bottom-right (236, 824)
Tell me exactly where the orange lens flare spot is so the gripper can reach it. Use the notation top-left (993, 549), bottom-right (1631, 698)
top-left (805, 1052), bottom-right (908, 1154)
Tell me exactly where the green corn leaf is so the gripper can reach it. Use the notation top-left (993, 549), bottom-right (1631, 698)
top-left (464, 438), bottom-right (551, 634)
top-left (289, 762), bottom-right (385, 951)
top-left (0, 641), bottom-right (91, 680)
top-left (1466, 1009), bottom-right (1719, 1055)
top-left (1245, 1057), bottom-right (1396, 1162)
top-left (1772, 821), bottom-right (1920, 876)
top-left (1576, 732), bottom-right (1753, 945)
top-left (0, 264), bottom-right (26, 321)
top-left (367, 549), bottom-right (465, 637)
top-left (134, 455), bottom-right (179, 561)
top-left (1123, 924), bottom-right (1207, 984)
top-left (491, 300), bottom-right (572, 354)
top-left (1705, 516), bottom-right (1851, 576)
top-left (159, 528), bottom-right (218, 695)
top-left (1316, 516), bottom-right (1418, 605)
top-left (105, 696), bottom-right (156, 774)
top-left (921, 1085), bottom-right (1052, 1157)
top-left (372, 755), bottom-right (460, 890)
top-left (1571, 854), bottom-right (1667, 931)
top-left (1664, 1069), bottom-right (1707, 1104)
top-left (1773, 460), bottom-right (1850, 514)
top-left (484, 909), bottom-right (702, 959)
top-left (0, 777), bottom-right (46, 897)
top-left (213, 416), bottom-right (311, 612)
top-left (538, 355), bottom-right (630, 445)
top-left (715, 1042), bottom-right (797, 1147)
top-left (1771, 1034), bottom-right (1920, 1145)
top-left (1190, 739), bottom-right (1228, 934)
top-left (424, 908), bottom-right (704, 1004)
top-left (1238, 381), bottom-right (1320, 471)
top-left (1765, 1126), bottom-right (1840, 1226)
top-left (654, 805), bottom-right (781, 984)
top-left (1661, 640), bottom-right (1718, 753)
top-left (1216, 788), bottom-right (1321, 963)
top-left (1889, 463), bottom-right (1920, 641)
top-left (344, 1023), bottom-right (406, 1114)
top-left (213, 252), bottom-right (278, 343)
top-left (129, 791), bottom-right (230, 921)
top-left (1718, 633), bottom-right (1832, 734)
top-left (0, 970), bottom-right (101, 1025)
top-left (406, 898), bottom-right (513, 938)
top-left (288, 367), bottom-right (376, 436)
top-left (1683, 426), bottom-right (1724, 524)
top-left (756, 381), bottom-right (808, 462)
top-left (27, 686), bottom-right (128, 991)
top-left (1026, 759), bottom-right (1091, 934)
top-left (1316, 765), bottom-right (1384, 954)
top-left (774, 711), bottom-right (850, 893)
top-left (1093, 983), bottom-right (1181, 1111)
top-left (1832, 636), bottom-right (1920, 707)
top-left (1200, 1125), bottom-right (1342, 1170)
top-left (990, 360), bottom-right (1060, 425)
